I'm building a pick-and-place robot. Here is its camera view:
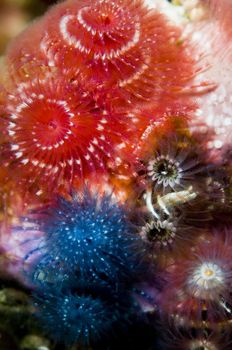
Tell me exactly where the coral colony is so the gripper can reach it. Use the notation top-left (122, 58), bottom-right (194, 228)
top-left (0, 0), bottom-right (232, 349)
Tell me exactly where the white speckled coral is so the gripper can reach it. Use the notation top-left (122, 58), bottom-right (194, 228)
top-left (186, 0), bottom-right (232, 153)
top-left (146, 1), bottom-right (232, 154)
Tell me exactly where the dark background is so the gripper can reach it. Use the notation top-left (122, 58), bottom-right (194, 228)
top-left (0, 0), bottom-right (57, 56)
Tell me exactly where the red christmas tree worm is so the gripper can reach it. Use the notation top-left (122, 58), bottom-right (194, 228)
top-left (7, 0), bottom-right (199, 108)
top-left (2, 0), bottom-right (202, 200)
top-left (1, 70), bottom-right (143, 194)
top-left (2, 0), bottom-right (207, 198)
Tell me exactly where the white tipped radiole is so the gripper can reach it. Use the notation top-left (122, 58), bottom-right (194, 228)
top-left (59, 5), bottom-right (140, 60)
top-left (188, 262), bottom-right (225, 299)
